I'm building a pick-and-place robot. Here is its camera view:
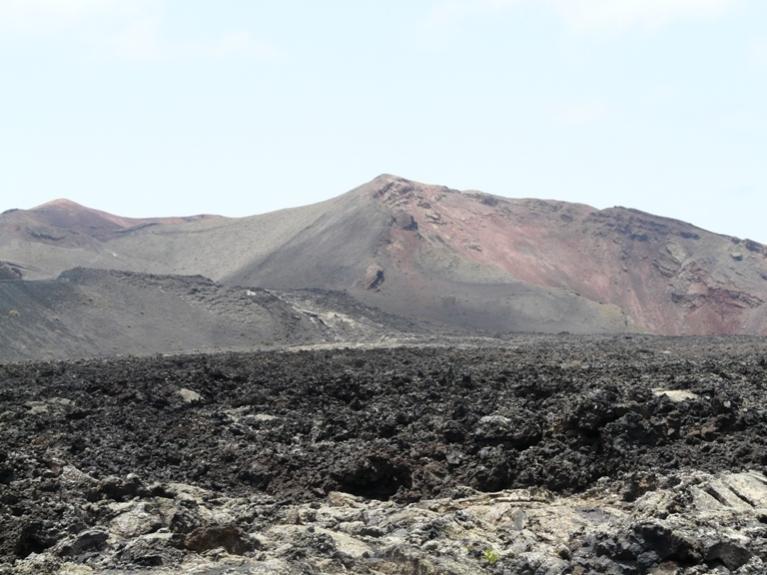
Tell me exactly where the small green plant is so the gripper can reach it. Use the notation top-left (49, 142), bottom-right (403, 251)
top-left (483, 548), bottom-right (500, 565)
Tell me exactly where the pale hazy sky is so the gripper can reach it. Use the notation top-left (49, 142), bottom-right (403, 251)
top-left (1, 1), bottom-right (765, 241)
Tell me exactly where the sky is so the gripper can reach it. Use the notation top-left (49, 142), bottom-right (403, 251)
top-left (1, 0), bottom-right (765, 241)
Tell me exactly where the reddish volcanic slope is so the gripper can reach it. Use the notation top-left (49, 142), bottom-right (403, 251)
top-left (357, 177), bottom-right (767, 335)
top-left (0, 199), bottom-right (224, 279)
top-left (2, 175), bottom-right (767, 336)
top-left (1, 199), bottom-right (220, 242)
top-left (31, 199), bottom-right (217, 231)
top-left (218, 176), bottom-right (767, 335)
top-left (368, 178), bottom-right (767, 334)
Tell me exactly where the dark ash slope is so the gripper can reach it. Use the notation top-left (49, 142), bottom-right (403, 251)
top-left (0, 268), bottom-right (419, 361)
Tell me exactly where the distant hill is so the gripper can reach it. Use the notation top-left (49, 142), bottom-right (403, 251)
top-left (0, 268), bottom-right (419, 361)
top-left (2, 175), bottom-right (767, 339)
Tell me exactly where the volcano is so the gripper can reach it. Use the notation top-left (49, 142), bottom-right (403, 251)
top-left (2, 175), bottom-right (767, 343)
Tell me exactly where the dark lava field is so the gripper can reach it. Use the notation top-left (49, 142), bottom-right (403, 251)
top-left (3, 336), bottom-right (767, 574)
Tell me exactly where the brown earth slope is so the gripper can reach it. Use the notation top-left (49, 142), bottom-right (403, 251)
top-left (0, 199), bottom-right (222, 279)
top-left (2, 175), bottom-right (767, 335)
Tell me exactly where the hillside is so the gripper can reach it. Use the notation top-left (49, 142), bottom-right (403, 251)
top-left (2, 175), bottom-right (767, 336)
top-left (0, 269), bottom-right (418, 361)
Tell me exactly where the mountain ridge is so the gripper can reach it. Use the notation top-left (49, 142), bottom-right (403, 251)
top-left (2, 174), bottom-right (766, 339)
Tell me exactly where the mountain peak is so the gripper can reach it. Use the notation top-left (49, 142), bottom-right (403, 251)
top-left (34, 198), bottom-right (90, 211)
top-left (371, 173), bottom-right (403, 183)
top-left (359, 174), bottom-right (454, 207)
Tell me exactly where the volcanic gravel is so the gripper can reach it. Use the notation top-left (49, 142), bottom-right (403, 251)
top-left (3, 336), bottom-right (767, 564)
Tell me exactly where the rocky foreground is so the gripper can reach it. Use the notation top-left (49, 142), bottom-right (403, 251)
top-left (3, 337), bottom-right (767, 573)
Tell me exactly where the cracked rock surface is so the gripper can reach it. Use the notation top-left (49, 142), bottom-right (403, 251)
top-left (3, 336), bottom-right (767, 573)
